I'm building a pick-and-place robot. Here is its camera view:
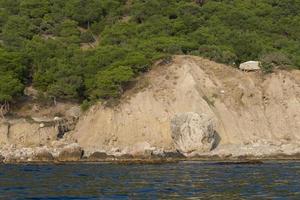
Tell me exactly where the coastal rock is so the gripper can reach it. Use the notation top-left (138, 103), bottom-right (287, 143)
top-left (117, 154), bottom-right (134, 159)
top-left (203, 142), bottom-right (300, 159)
top-left (88, 152), bottom-right (114, 160)
top-left (161, 150), bottom-right (186, 158)
top-left (125, 142), bottom-right (155, 157)
top-left (3, 148), bottom-right (35, 163)
top-left (33, 148), bottom-right (54, 162)
top-left (3, 154), bottom-right (18, 163)
top-left (57, 143), bottom-right (83, 162)
top-left (0, 154), bottom-right (4, 162)
top-left (171, 112), bottom-right (217, 154)
top-left (149, 149), bottom-right (185, 159)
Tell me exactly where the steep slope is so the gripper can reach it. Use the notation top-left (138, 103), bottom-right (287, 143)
top-left (70, 56), bottom-right (300, 156)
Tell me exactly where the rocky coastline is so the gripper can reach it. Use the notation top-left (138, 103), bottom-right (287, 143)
top-left (1, 141), bottom-right (300, 164)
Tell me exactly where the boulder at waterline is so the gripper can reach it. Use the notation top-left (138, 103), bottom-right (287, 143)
top-left (57, 143), bottom-right (83, 162)
top-left (33, 148), bottom-right (54, 162)
top-left (171, 112), bottom-right (218, 155)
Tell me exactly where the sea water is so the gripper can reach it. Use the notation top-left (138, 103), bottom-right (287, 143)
top-left (0, 161), bottom-right (300, 199)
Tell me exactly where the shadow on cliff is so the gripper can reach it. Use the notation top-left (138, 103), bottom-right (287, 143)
top-left (212, 130), bottom-right (221, 150)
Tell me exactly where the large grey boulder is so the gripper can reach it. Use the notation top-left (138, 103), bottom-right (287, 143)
top-left (171, 112), bottom-right (217, 154)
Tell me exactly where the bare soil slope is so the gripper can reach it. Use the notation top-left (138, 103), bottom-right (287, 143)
top-left (71, 56), bottom-right (300, 156)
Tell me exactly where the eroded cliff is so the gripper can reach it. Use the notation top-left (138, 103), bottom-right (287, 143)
top-left (1, 56), bottom-right (300, 162)
top-left (70, 56), bottom-right (300, 157)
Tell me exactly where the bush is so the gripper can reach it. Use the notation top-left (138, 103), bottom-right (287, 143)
top-left (260, 52), bottom-right (292, 73)
top-left (80, 100), bottom-right (93, 111)
top-left (86, 66), bottom-right (134, 99)
top-left (0, 73), bottom-right (24, 103)
top-left (112, 52), bottom-right (151, 73)
top-left (80, 31), bottom-right (95, 43)
top-left (56, 19), bottom-right (80, 44)
top-left (47, 75), bottom-right (83, 99)
top-left (192, 45), bottom-right (237, 65)
top-left (35, 91), bottom-right (53, 106)
top-left (260, 61), bottom-right (274, 74)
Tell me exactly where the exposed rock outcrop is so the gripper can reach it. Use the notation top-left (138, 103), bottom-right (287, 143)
top-left (66, 106), bottom-right (82, 119)
top-left (239, 61), bottom-right (261, 71)
top-left (0, 154), bottom-right (4, 163)
top-left (158, 150), bottom-right (185, 159)
top-left (3, 147), bottom-right (35, 163)
top-left (171, 112), bottom-right (217, 155)
top-left (206, 142), bottom-right (300, 159)
top-left (88, 152), bottom-right (113, 160)
top-left (0, 115), bottom-right (78, 149)
top-left (33, 148), bottom-right (54, 162)
top-left (57, 143), bottom-right (83, 162)
top-left (0, 119), bottom-right (57, 147)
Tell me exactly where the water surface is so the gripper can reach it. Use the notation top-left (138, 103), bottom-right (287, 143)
top-left (0, 161), bottom-right (299, 199)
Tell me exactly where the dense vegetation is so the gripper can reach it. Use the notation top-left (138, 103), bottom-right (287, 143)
top-left (0, 0), bottom-right (299, 105)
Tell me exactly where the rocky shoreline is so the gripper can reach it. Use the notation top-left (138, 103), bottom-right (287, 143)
top-left (1, 142), bottom-right (300, 164)
top-left (2, 155), bottom-right (300, 165)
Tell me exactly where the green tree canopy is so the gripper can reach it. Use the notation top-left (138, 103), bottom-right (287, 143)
top-left (0, 0), bottom-right (299, 105)
top-left (0, 73), bottom-right (24, 103)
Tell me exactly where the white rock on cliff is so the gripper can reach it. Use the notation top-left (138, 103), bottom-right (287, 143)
top-left (171, 112), bottom-right (217, 155)
top-left (239, 61), bottom-right (261, 71)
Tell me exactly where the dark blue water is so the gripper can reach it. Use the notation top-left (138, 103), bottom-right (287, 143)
top-left (0, 161), bottom-right (300, 199)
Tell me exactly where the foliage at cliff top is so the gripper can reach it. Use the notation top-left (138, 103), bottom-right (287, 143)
top-left (0, 0), bottom-right (299, 104)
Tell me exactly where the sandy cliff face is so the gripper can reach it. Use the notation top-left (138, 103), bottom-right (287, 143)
top-left (70, 56), bottom-right (300, 156)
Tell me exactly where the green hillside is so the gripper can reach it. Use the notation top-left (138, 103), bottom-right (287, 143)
top-left (0, 0), bottom-right (299, 105)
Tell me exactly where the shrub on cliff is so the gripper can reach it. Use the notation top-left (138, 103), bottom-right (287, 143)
top-left (0, 73), bottom-right (24, 103)
top-left (80, 31), bottom-right (95, 43)
top-left (0, 48), bottom-right (26, 102)
top-left (86, 66), bottom-right (134, 99)
top-left (260, 52), bottom-right (293, 73)
top-left (191, 45), bottom-right (237, 65)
